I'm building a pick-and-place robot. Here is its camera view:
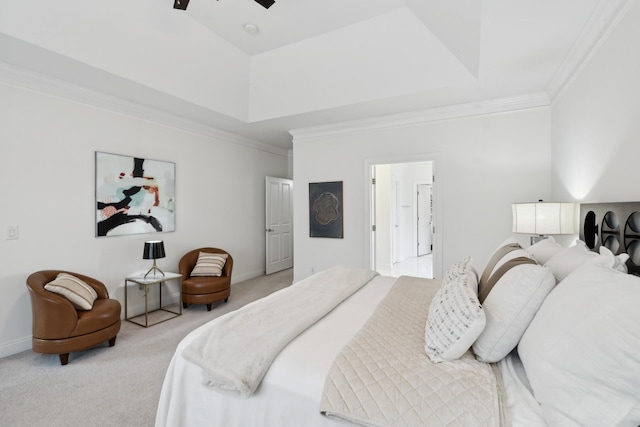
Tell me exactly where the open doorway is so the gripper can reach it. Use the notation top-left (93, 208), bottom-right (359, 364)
top-left (371, 162), bottom-right (434, 278)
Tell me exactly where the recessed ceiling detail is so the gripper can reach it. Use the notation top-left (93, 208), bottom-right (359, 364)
top-left (0, 0), bottom-right (632, 150)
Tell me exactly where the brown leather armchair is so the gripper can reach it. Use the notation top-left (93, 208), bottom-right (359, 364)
top-left (180, 248), bottom-right (233, 311)
top-left (26, 270), bottom-right (121, 365)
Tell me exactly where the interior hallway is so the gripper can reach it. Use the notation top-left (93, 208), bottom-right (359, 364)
top-left (377, 254), bottom-right (433, 279)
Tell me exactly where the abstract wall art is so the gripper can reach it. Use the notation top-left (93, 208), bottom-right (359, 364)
top-left (309, 181), bottom-right (343, 238)
top-left (95, 152), bottom-right (176, 237)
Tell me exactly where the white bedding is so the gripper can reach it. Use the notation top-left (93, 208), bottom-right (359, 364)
top-left (498, 350), bottom-right (547, 426)
top-left (156, 274), bottom-right (548, 427)
top-left (156, 275), bottom-right (397, 427)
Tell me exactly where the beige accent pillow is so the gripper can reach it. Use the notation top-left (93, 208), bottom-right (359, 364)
top-left (478, 256), bottom-right (536, 304)
top-left (44, 273), bottom-right (98, 310)
top-left (478, 241), bottom-right (522, 292)
top-left (191, 252), bottom-right (228, 277)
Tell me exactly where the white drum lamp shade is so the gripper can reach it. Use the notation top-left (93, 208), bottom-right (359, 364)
top-left (512, 202), bottom-right (576, 235)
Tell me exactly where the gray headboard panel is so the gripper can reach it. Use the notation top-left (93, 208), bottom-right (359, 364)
top-left (579, 202), bottom-right (640, 276)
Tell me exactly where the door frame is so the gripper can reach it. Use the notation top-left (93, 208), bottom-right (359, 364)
top-left (415, 182), bottom-right (433, 256)
top-left (365, 155), bottom-right (442, 278)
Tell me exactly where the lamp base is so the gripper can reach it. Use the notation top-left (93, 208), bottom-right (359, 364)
top-left (144, 261), bottom-right (165, 279)
top-left (530, 235), bottom-right (549, 246)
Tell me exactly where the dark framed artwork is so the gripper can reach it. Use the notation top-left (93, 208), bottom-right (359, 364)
top-left (309, 181), bottom-right (343, 238)
top-left (95, 152), bottom-right (176, 237)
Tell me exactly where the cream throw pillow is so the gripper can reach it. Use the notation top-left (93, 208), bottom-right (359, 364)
top-left (44, 273), bottom-right (98, 310)
top-left (424, 272), bottom-right (485, 363)
top-left (191, 252), bottom-right (228, 277)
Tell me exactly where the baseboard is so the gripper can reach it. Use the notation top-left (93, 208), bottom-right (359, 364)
top-left (232, 269), bottom-right (266, 283)
top-left (0, 336), bottom-right (32, 359)
top-left (1, 270), bottom-right (270, 359)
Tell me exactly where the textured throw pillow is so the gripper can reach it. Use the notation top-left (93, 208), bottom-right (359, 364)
top-left (44, 273), bottom-right (98, 310)
top-left (424, 272), bottom-right (485, 363)
top-left (525, 236), bottom-right (563, 264)
top-left (442, 256), bottom-right (477, 284)
top-left (518, 263), bottom-right (640, 427)
top-left (191, 252), bottom-right (228, 277)
top-left (472, 263), bottom-right (555, 362)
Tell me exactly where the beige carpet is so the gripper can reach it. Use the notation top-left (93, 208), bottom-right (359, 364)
top-left (0, 269), bottom-right (293, 427)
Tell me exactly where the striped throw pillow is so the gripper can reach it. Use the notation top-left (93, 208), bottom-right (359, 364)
top-left (44, 273), bottom-right (98, 310)
top-left (191, 252), bottom-right (228, 277)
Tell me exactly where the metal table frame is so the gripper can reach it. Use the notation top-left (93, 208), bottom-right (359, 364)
top-left (124, 272), bottom-right (182, 327)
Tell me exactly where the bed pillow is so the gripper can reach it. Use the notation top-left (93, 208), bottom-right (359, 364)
top-left (472, 263), bottom-right (555, 363)
top-left (600, 246), bottom-right (630, 273)
top-left (525, 236), bottom-right (563, 264)
top-left (191, 252), bottom-right (229, 277)
top-left (543, 240), bottom-right (610, 282)
top-left (443, 256), bottom-right (477, 284)
top-left (518, 263), bottom-right (640, 427)
top-left (424, 272), bottom-right (485, 363)
top-left (478, 239), bottom-right (533, 296)
top-left (44, 273), bottom-right (98, 310)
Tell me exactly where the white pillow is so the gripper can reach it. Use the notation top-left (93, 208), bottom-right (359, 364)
top-left (44, 273), bottom-right (98, 310)
top-left (526, 236), bottom-right (563, 264)
top-left (543, 240), bottom-right (602, 282)
top-left (518, 263), bottom-right (640, 427)
top-left (600, 246), bottom-right (630, 273)
top-left (472, 264), bottom-right (555, 363)
top-left (424, 272), bottom-right (485, 363)
top-left (479, 240), bottom-right (533, 291)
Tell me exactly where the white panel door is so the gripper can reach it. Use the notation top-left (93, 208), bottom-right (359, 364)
top-left (265, 176), bottom-right (294, 274)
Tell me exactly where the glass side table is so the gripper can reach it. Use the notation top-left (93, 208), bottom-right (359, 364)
top-left (125, 272), bottom-right (182, 327)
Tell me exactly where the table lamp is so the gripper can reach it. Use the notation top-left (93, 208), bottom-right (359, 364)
top-left (143, 240), bottom-right (166, 278)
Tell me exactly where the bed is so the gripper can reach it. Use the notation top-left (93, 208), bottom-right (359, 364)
top-left (156, 202), bottom-right (640, 427)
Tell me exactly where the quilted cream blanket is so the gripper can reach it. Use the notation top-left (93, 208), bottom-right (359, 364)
top-left (320, 276), bottom-right (506, 426)
top-left (182, 266), bottom-right (378, 398)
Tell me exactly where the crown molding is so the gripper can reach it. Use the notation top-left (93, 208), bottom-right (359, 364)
top-left (0, 61), bottom-right (289, 157)
top-left (546, 0), bottom-right (636, 101)
top-left (290, 93), bottom-right (550, 142)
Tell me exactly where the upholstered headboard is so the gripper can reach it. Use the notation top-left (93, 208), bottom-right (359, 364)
top-left (579, 202), bottom-right (640, 275)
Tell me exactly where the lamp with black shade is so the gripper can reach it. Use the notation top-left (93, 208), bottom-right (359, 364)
top-left (143, 240), bottom-right (166, 278)
top-left (512, 201), bottom-right (576, 245)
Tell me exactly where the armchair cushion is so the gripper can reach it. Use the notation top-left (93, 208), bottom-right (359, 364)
top-left (44, 273), bottom-right (98, 310)
top-left (191, 252), bottom-right (228, 277)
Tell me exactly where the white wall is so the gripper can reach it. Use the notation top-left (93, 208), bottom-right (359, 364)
top-left (551, 1), bottom-right (640, 206)
top-left (0, 81), bottom-right (288, 357)
top-left (292, 107), bottom-right (552, 283)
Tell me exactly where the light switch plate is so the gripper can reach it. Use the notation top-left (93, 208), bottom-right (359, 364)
top-left (6, 226), bottom-right (19, 240)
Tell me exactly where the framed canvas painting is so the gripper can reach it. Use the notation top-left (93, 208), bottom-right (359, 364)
top-left (95, 152), bottom-right (176, 237)
top-left (309, 181), bottom-right (343, 238)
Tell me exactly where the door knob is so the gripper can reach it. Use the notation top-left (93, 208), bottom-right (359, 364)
top-left (266, 228), bottom-right (274, 232)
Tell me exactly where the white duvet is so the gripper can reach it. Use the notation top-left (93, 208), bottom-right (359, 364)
top-left (156, 275), bottom-right (397, 427)
top-left (156, 273), bottom-right (549, 427)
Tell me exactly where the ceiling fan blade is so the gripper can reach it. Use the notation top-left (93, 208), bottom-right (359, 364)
top-left (255, 0), bottom-right (275, 9)
top-left (173, 0), bottom-right (189, 10)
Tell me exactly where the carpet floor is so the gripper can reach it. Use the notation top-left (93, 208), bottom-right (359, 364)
top-left (0, 268), bottom-right (293, 427)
